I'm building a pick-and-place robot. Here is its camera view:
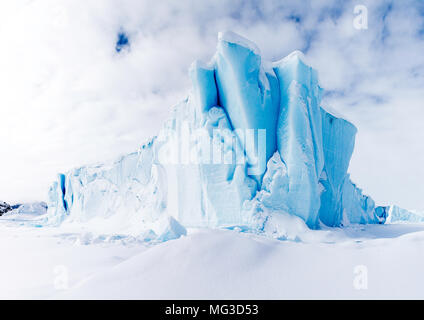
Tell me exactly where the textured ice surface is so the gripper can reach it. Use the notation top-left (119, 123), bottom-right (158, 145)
top-left (386, 205), bottom-right (424, 223)
top-left (272, 56), bottom-right (324, 227)
top-left (47, 32), bottom-right (385, 240)
top-left (214, 31), bottom-right (279, 182)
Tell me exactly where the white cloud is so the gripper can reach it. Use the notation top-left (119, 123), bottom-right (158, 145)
top-left (0, 0), bottom-right (423, 210)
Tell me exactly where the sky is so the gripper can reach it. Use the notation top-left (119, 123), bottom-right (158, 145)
top-left (0, 0), bottom-right (423, 210)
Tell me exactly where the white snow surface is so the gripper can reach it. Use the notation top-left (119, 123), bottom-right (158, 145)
top-left (217, 31), bottom-right (261, 56)
top-left (2, 211), bottom-right (424, 299)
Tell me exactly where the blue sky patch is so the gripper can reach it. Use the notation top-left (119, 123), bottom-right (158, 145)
top-left (116, 32), bottom-right (130, 52)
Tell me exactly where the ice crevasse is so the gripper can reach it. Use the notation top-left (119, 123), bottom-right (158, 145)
top-left (46, 32), bottom-right (387, 241)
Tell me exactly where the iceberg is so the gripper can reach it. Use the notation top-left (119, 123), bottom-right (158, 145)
top-left (385, 205), bottom-right (424, 223)
top-left (46, 32), bottom-right (385, 240)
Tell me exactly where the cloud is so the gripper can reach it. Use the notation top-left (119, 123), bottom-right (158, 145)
top-left (0, 0), bottom-right (423, 210)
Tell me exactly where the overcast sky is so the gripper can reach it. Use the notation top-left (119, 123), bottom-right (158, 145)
top-left (0, 0), bottom-right (423, 210)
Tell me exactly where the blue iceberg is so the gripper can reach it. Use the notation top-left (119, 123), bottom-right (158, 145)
top-left (46, 32), bottom-right (385, 240)
top-left (385, 205), bottom-right (424, 223)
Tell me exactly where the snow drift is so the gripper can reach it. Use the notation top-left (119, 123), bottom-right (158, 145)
top-left (46, 32), bottom-right (386, 241)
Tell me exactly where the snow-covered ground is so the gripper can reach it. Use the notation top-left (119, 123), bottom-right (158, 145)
top-left (1, 210), bottom-right (424, 299)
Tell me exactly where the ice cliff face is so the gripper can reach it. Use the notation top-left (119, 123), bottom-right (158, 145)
top-left (384, 205), bottom-right (424, 223)
top-left (46, 32), bottom-right (386, 240)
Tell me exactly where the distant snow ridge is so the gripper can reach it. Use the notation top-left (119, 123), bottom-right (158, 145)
top-left (12, 202), bottom-right (47, 215)
top-left (47, 32), bottom-right (387, 241)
